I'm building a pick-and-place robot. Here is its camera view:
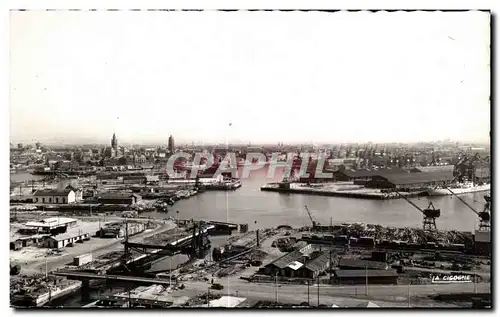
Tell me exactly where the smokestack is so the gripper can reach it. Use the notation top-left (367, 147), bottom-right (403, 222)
top-left (256, 229), bottom-right (260, 247)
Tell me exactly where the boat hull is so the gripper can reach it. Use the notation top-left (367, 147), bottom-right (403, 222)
top-left (427, 184), bottom-right (491, 196)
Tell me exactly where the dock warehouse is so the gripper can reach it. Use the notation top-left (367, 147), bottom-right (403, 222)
top-left (42, 231), bottom-right (90, 249)
top-left (365, 170), bottom-right (455, 191)
top-left (334, 270), bottom-right (399, 285)
top-left (24, 217), bottom-right (78, 234)
top-left (262, 247), bottom-right (332, 278)
top-left (97, 192), bottom-right (142, 205)
top-left (333, 167), bottom-right (408, 183)
top-left (32, 188), bottom-right (76, 204)
top-left (338, 258), bottom-right (389, 270)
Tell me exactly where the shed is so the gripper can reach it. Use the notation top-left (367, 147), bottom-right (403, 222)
top-left (335, 269), bottom-right (398, 285)
top-left (338, 258), bottom-right (388, 270)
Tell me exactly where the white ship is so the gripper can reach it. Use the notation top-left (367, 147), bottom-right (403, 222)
top-left (427, 181), bottom-right (491, 196)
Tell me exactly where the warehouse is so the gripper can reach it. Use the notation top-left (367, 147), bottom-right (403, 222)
top-left (296, 251), bottom-right (332, 278)
top-left (334, 269), bottom-right (399, 285)
top-left (333, 167), bottom-right (407, 184)
top-left (365, 170), bottom-right (455, 191)
top-left (98, 192), bottom-right (142, 205)
top-left (42, 231), bottom-right (90, 249)
top-left (338, 258), bottom-right (389, 270)
top-left (24, 217), bottom-right (78, 234)
top-left (33, 188), bottom-right (76, 204)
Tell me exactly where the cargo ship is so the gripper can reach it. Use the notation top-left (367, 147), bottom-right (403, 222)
top-left (427, 181), bottom-right (490, 196)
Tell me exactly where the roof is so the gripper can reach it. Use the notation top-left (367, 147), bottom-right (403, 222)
top-left (25, 217), bottom-right (78, 228)
top-left (268, 250), bottom-right (305, 269)
top-left (335, 269), bottom-right (398, 278)
top-left (338, 258), bottom-right (388, 270)
top-left (380, 170), bottom-right (455, 185)
top-left (33, 189), bottom-right (73, 197)
top-left (304, 251), bottom-right (330, 272)
top-left (146, 175), bottom-right (160, 182)
top-left (98, 192), bottom-right (141, 199)
top-left (338, 167), bottom-right (408, 179)
top-left (287, 261), bottom-right (304, 271)
top-left (48, 231), bottom-right (90, 241)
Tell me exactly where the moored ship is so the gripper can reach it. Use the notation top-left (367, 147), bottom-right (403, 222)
top-left (427, 181), bottom-right (490, 196)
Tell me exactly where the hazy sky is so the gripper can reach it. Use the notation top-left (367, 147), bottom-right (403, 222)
top-left (10, 10), bottom-right (490, 145)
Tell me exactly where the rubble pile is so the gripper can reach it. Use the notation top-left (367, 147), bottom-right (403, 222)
top-left (323, 223), bottom-right (473, 245)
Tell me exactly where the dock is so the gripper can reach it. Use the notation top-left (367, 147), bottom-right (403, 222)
top-left (260, 183), bottom-right (426, 200)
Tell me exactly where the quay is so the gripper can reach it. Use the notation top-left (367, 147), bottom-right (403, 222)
top-left (260, 183), bottom-right (426, 200)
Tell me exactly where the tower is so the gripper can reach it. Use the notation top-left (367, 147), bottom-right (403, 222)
top-left (168, 135), bottom-right (175, 153)
top-left (111, 133), bottom-right (118, 150)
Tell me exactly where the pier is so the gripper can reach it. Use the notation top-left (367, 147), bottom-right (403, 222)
top-left (260, 184), bottom-right (426, 200)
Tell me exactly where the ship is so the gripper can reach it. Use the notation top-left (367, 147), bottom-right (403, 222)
top-left (427, 181), bottom-right (491, 196)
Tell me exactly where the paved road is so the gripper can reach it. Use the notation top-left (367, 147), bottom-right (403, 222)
top-left (172, 277), bottom-right (490, 307)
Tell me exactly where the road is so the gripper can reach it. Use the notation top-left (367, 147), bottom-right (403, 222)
top-left (171, 277), bottom-right (490, 307)
top-left (21, 219), bottom-right (176, 274)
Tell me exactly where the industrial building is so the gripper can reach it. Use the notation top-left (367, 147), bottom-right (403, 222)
top-left (33, 188), bottom-right (76, 204)
top-left (332, 167), bottom-right (407, 183)
top-left (97, 192), bottom-right (142, 205)
top-left (365, 170), bottom-right (455, 191)
top-left (261, 246), bottom-right (332, 279)
top-left (334, 269), bottom-right (399, 285)
top-left (24, 217), bottom-right (78, 234)
top-left (42, 232), bottom-right (90, 249)
top-left (338, 258), bottom-right (389, 270)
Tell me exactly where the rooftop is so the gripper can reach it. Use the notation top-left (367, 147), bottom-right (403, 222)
top-left (48, 231), bottom-right (90, 241)
top-left (338, 258), bottom-right (389, 270)
top-left (33, 188), bottom-right (73, 197)
top-left (380, 170), bottom-right (455, 185)
top-left (335, 269), bottom-right (398, 278)
top-left (339, 167), bottom-right (408, 178)
top-left (25, 217), bottom-right (78, 228)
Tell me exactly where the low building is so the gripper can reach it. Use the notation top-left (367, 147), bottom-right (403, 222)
top-left (97, 192), bottom-right (142, 205)
top-left (262, 247), bottom-right (331, 279)
top-left (33, 188), bottom-right (76, 204)
top-left (338, 258), bottom-right (389, 270)
top-left (42, 232), bottom-right (90, 249)
top-left (66, 185), bottom-right (83, 202)
top-left (146, 175), bottom-right (160, 184)
top-left (297, 251), bottom-right (331, 278)
top-left (334, 269), bottom-right (399, 285)
top-left (333, 167), bottom-right (407, 183)
top-left (366, 170), bottom-right (455, 191)
top-left (24, 217), bottom-right (78, 234)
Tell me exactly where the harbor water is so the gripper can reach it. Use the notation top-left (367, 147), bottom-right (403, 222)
top-left (142, 166), bottom-right (485, 233)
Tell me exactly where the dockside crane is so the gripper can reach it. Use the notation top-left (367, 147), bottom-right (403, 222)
top-left (445, 187), bottom-right (490, 231)
top-left (304, 205), bottom-right (320, 229)
top-left (392, 191), bottom-right (440, 231)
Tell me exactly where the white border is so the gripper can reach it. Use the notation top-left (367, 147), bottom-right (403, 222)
top-left (2, 1), bottom-right (497, 316)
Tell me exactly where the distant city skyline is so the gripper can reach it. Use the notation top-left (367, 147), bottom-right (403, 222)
top-left (10, 10), bottom-right (490, 144)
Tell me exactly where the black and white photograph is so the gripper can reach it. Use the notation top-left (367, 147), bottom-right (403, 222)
top-left (8, 8), bottom-right (492, 309)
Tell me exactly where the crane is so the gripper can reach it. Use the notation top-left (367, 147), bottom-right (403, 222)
top-left (445, 187), bottom-right (490, 231)
top-left (391, 191), bottom-right (440, 231)
top-left (304, 205), bottom-right (320, 229)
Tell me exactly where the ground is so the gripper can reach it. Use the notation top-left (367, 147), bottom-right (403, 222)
top-left (10, 217), bottom-right (176, 275)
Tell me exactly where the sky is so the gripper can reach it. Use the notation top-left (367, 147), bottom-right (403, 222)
top-left (9, 10), bottom-right (490, 145)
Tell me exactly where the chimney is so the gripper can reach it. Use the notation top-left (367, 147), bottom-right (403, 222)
top-left (256, 229), bottom-right (260, 247)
